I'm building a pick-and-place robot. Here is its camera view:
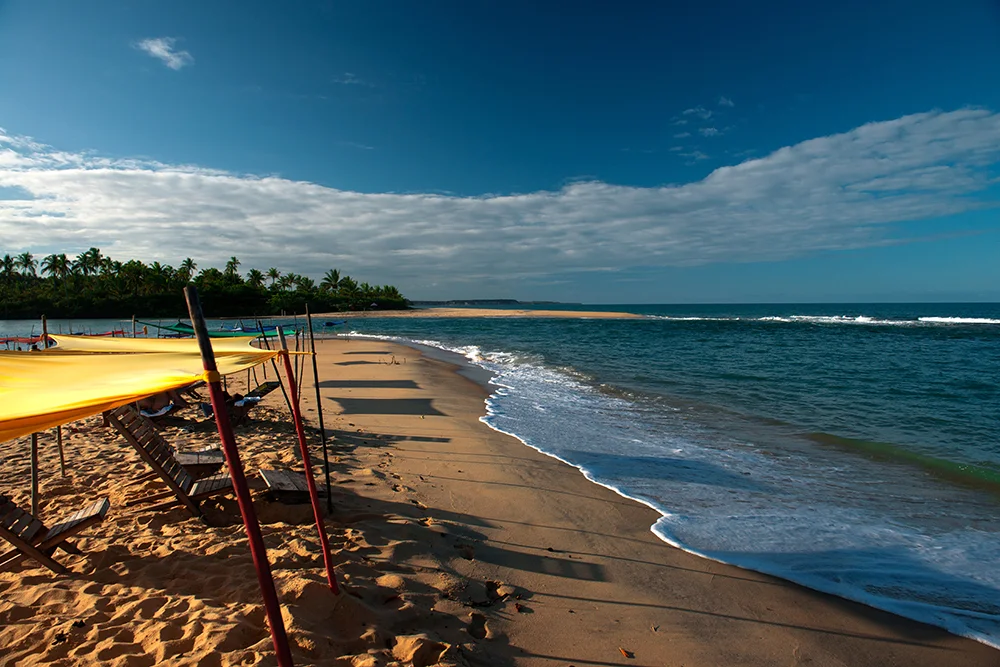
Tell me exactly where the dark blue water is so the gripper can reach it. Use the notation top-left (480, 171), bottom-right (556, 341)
top-left (345, 303), bottom-right (1000, 647)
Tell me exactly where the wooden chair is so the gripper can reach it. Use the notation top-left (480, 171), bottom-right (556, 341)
top-left (0, 493), bottom-right (110, 575)
top-left (108, 406), bottom-right (233, 517)
top-left (200, 381), bottom-right (282, 426)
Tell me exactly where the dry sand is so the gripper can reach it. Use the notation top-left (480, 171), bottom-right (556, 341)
top-left (0, 337), bottom-right (997, 666)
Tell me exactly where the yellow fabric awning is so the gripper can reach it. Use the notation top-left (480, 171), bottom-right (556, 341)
top-left (0, 344), bottom-right (280, 443)
top-left (46, 334), bottom-right (268, 354)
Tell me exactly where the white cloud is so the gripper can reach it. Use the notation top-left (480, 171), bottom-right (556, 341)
top-left (719, 96), bottom-right (735, 107)
top-left (699, 127), bottom-right (721, 137)
top-left (673, 132), bottom-right (691, 138)
top-left (1, 109), bottom-right (999, 296)
top-left (683, 106), bottom-right (713, 120)
top-left (671, 119), bottom-right (688, 126)
top-left (134, 37), bottom-right (194, 70)
top-left (679, 150), bottom-right (710, 162)
top-left (333, 73), bottom-right (374, 87)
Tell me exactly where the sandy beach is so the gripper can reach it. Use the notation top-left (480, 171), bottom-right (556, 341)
top-left (1, 337), bottom-right (997, 666)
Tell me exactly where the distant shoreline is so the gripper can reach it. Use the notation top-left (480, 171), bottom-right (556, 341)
top-left (310, 307), bottom-right (644, 319)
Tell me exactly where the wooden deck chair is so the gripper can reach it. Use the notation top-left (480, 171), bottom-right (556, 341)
top-left (108, 406), bottom-right (233, 517)
top-left (0, 493), bottom-right (110, 575)
top-left (199, 381), bottom-right (282, 426)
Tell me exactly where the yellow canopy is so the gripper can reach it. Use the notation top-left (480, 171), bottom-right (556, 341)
top-left (46, 334), bottom-right (267, 354)
top-left (0, 345), bottom-right (279, 443)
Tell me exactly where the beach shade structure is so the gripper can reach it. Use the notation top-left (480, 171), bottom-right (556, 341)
top-left (276, 326), bottom-right (340, 594)
top-left (0, 339), bottom-right (280, 443)
top-left (137, 320), bottom-right (297, 338)
top-left (0, 492), bottom-right (110, 575)
top-left (183, 286), bottom-right (294, 667)
top-left (107, 406), bottom-right (233, 516)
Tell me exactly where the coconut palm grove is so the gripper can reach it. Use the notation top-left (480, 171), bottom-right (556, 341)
top-left (0, 248), bottom-right (407, 318)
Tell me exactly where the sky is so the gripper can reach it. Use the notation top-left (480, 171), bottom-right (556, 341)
top-left (1, 1), bottom-right (999, 303)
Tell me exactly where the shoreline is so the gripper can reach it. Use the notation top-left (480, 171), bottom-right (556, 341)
top-left (306, 338), bottom-right (998, 665)
top-left (1, 336), bottom-right (997, 665)
top-left (384, 336), bottom-right (1000, 649)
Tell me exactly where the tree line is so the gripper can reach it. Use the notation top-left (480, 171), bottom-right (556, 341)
top-left (0, 248), bottom-right (408, 318)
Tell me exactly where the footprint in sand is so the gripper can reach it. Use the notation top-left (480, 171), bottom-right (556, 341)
top-left (467, 612), bottom-right (489, 640)
top-left (453, 543), bottom-right (475, 561)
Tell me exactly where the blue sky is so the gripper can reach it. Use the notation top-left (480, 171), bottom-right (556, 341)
top-left (1, 1), bottom-right (999, 302)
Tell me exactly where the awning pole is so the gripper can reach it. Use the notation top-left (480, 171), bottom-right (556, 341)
top-left (184, 286), bottom-right (294, 667)
top-left (306, 305), bottom-right (334, 513)
top-left (276, 326), bottom-right (340, 594)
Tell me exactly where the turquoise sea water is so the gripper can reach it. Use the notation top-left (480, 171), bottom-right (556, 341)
top-left (345, 304), bottom-right (1000, 648)
top-left (4, 305), bottom-right (1000, 646)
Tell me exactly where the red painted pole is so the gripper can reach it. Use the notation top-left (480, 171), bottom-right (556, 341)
top-left (184, 287), bottom-right (295, 667)
top-left (276, 327), bottom-right (340, 594)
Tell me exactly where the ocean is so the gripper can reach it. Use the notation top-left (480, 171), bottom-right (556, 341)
top-left (345, 303), bottom-right (1000, 648)
top-left (3, 305), bottom-right (999, 646)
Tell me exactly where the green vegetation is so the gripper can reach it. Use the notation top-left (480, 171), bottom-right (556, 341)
top-left (0, 248), bottom-right (408, 318)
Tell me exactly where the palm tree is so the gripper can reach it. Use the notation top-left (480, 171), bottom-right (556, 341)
top-left (296, 276), bottom-right (316, 291)
top-left (277, 275), bottom-right (295, 291)
top-left (41, 253), bottom-right (71, 280)
top-left (179, 257), bottom-right (197, 282)
top-left (148, 261), bottom-right (169, 291)
top-left (1, 254), bottom-right (16, 280)
top-left (321, 269), bottom-right (341, 292)
top-left (224, 256), bottom-right (241, 278)
top-left (266, 267), bottom-right (281, 287)
top-left (16, 252), bottom-right (36, 276)
top-left (74, 247), bottom-right (102, 276)
top-left (246, 268), bottom-right (265, 288)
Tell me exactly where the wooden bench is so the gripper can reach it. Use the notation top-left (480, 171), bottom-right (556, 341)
top-left (260, 468), bottom-right (328, 503)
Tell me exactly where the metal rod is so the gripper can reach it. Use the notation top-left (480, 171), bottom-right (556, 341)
top-left (277, 327), bottom-right (339, 594)
top-left (306, 305), bottom-right (334, 512)
top-left (184, 286), bottom-right (294, 667)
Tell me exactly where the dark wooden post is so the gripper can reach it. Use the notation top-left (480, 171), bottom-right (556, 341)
top-left (30, 433), bottom-right (39, 516)
top-left (184, 287), bottom-right (294, 667)
top-left (276, 327), bottom-right (339, 594)
top-left (306, 305), bottom-right (334, 513)
top-left (57, 426), bottom-right (65, 477)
